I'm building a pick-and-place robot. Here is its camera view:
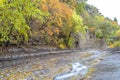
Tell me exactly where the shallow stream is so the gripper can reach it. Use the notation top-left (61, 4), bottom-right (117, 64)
top-left (0, 49), bottom-right (110, 80)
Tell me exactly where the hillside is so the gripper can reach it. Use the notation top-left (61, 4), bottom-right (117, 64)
top-left (0, 0), bottom-right (120, 53)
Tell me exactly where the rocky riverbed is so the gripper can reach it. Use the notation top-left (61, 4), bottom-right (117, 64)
top-left (0, 48), bottom-right (117, 80)
top-left (89, 53), bottom-right (120, 80)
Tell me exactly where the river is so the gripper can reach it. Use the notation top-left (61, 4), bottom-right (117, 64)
top-left (0, 49), bottom-right (119, 80)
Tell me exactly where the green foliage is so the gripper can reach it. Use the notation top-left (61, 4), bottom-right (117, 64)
top-left (95, 29), bottom-right (102, 38)
top-left (67, 10), bottom-right (86, 48)
top-left (114, 17), bottom-right (118, 23)
top-left (0, 0), bottom-right (120, 49)
top-left (72, 10), bottom-right (86, 34)
top-left (109, 41), bottom-right (120, 48)
top-left (0, 0), bottom-right (46, 45)
top-left (76, 2), bottom-right (86, 14)
top-left (80, 3), bottom-right (120, 47)
top-left (115, 30), bottom-right (120, 37)
top-left (68, 37), bottom-right (75, 48)
top-left (58, 38), bottom-right (66, 49)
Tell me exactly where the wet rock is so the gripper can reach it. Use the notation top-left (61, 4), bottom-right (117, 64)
top-left (54, 62), bottom-right (88, 80)
top-left (0, 49), bottom-right (106, 80)
top-left (90, 54), bottom-right (120, 80)
top-left (33, 69), bottom-right (50, 75)
top-left (25, 76), bottom-right (34, 80)
top-left (109, 47), bottom-right (120, 54)
top-left (8, 48), bottom-right (23, 53)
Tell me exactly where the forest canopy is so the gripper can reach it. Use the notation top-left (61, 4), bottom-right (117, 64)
top-left (0, 0), bottom-right (120, 48)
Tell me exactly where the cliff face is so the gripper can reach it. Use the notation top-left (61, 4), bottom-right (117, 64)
top-left (73, 31), bottom-right (107, 49)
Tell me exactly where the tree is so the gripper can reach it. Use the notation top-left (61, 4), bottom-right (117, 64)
top-left (38, 0), bottom-right (73, 46)
top-left (67, 10), bottom-right (86, 47)
top-left (114, 17), bottom-right (118, 23)
top-left (0, 0), bottom-right (46, 46)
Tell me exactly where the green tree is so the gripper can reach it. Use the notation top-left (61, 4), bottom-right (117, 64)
top-left (0, 0), bottom-right (46, 46)
top-left (114, 17), bottom-right (118, 23)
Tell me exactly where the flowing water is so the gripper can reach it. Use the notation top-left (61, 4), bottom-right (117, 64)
top-left (0, 49), bottom-right (111, 80)
top-left (54, 62), bottom-right (88, 80)
top-left (89, 53), bottom-right (120, 80)
top-left (54, 49), bottom-right (105, 80)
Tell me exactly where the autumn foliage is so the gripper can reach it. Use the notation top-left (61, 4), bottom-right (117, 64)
top-left (0, 0), bottom-right (120, 49)
top-left (36, 0), bottom-right (85, 47)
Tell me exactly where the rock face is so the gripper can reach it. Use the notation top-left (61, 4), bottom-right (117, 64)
top-left (74, 31), bottom-right (106, 49)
